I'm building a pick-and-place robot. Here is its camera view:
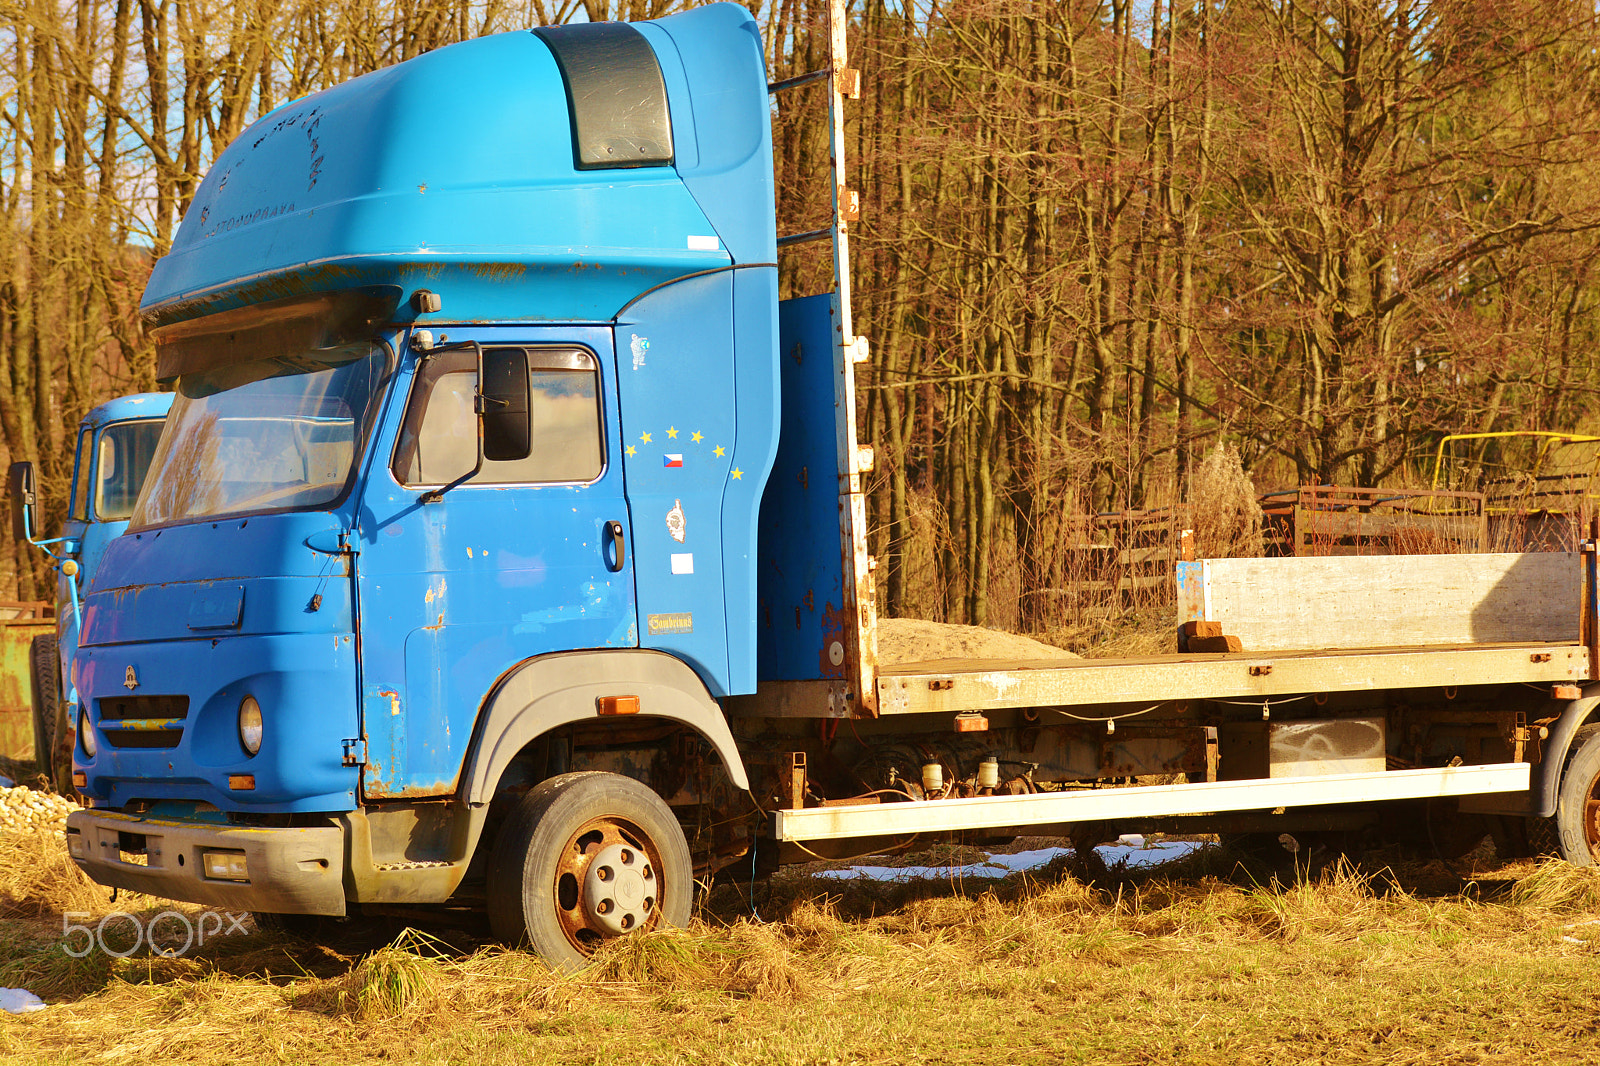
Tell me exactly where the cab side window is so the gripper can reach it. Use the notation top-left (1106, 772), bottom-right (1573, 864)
top-left (393, 347), bottom-right (605, 487)
top-left (69, 427), bottom-right (92, 520)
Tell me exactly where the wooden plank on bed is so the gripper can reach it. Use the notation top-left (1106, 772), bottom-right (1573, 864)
top-left (1176, 552), bottom-right (1579, 652)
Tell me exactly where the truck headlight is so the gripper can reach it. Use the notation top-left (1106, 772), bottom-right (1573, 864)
top-left (238, 696), bottom-right (262, 756)
top-left (79, 705), bottom-right (95, 757)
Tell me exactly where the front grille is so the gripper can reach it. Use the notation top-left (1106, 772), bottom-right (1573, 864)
top-left (100, 695), bottom-right (190, 722)
top-left (98, 695), bottom-right (190, 749)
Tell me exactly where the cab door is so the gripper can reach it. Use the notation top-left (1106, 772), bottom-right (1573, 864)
top-left (353, 326), bottom-right (635, 798)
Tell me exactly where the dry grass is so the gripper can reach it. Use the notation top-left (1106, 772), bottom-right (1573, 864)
top-left (1050, 607), bottom-right (1175, 659)
top-left (1, 825), bottom-right (1599, 1064)
top-left (0, 829), bottom-right (109, 922)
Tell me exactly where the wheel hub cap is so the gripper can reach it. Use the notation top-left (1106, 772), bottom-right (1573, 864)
top-left (581, 842), bottom-right (656, 936)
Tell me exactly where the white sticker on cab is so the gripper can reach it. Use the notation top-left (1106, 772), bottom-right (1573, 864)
top-left (687, 235), bottom-right (720, 251)
top-left (671, 553), bottom-right (694, 575)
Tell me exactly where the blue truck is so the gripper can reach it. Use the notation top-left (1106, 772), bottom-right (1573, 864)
top-left (9, 393), bottom-right (171, 790)
top-left (51, 2), bottom-right (1600, 968)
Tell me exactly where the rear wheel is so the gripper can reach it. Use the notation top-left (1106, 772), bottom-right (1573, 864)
top-left (1542, 724), bottom-right (1600, 866)
top-left (27, 635), bottom-right (59, 783)
top-left (486, 771), bottom-right (691, 971)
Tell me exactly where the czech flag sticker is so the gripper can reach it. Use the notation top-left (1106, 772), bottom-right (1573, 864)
top-left (663, 454), bottom-right (684, 468)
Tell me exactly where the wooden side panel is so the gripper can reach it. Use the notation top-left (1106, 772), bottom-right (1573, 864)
top-left (1196, 553), bottom-right (1580, 652)
top-left (876, 644), bottom-right (1587, 714)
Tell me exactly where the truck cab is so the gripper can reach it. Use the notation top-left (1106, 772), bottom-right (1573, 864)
top-left (10, 392), bottom-right (172, 790)
top-left (65, 4), bottom-right (777, 963)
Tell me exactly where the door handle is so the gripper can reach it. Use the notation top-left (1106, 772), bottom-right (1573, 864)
top-left (605, 520), bottom-right (626, 572)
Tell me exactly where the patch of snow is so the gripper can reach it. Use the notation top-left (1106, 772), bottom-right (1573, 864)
top-left (815, 840), bottom-right (1207, 883)
top-left (1095, 841), bottom-right (1204, 869)
top-left (0, 989), bottom-right (45, 1014)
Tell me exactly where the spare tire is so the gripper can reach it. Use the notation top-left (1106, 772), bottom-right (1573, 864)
top-left (28, 634), bottom-right (59, 782)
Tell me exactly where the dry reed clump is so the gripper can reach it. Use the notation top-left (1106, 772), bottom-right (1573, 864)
top-left (453, 948), bottom-right (580, 1016)
top-left (879, 892), bottom-right (985, 937)
top-left (346, 929), bottom-right (451, 1020)
top-left (295, 920), bottom-right (815, 1023)
top-left (582, 926), bottom-right (717, 987)
top-left (718, 919), bottom-right (813, 999)
top-left (1012, 873), bottom-right (1106, 920)
top-left (777, 897), bottom-right (849, 944)
top-left (287, 940), bottom-right (572, 1023)
top-left (581, 920), bottom-right (814, 1000)
top-left (1506, 859), bottom-right (1600, 913)
top-left (1190, 443), bottom-right (1264, 558)
top-left (1226, 862), bottom-right (1399, 941)
top-left (771, 897), bottom-right (890, 964)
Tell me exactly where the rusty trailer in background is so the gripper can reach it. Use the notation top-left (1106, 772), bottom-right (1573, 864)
top-left (0, 602), bottom-right (53, 766)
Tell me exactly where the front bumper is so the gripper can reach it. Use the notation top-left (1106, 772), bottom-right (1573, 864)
top-left (65, 809), bottom-right (347, 916)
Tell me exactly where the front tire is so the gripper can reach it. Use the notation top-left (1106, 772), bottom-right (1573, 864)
top-left (486, 771), bottom-right (692, 971)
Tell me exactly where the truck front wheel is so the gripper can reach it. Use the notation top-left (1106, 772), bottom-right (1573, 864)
top-left (486, 771), bottom-right (692, 970)
top-left (1537, 724), bottom-right (1600, 866)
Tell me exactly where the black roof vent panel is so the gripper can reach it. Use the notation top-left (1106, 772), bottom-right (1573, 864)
top-left (533, 22), bottom-right (675, 171)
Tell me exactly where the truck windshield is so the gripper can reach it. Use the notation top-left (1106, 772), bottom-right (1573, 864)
top-left (130, 343), bottom-right (386, 529)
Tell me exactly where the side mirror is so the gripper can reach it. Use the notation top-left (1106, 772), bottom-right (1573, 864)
top-left (8, 462), bottom-right (36, 542)
top-left (480, 347), bottom-right (531, 462)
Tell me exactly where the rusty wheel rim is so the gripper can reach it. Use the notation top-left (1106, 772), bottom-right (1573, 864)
top-left (551, 816), bottom-right (664, 955)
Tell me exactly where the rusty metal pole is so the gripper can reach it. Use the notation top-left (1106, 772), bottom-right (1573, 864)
top-left (1585, 517), bottom-right (1599, 682)
top-left (768, 3), bottom-right (878, 715)
top-left (823, 0), bottom-right (879, 716)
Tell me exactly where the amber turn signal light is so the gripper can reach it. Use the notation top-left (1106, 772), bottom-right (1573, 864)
top-left (596, 695), bottom-right (640, 716)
